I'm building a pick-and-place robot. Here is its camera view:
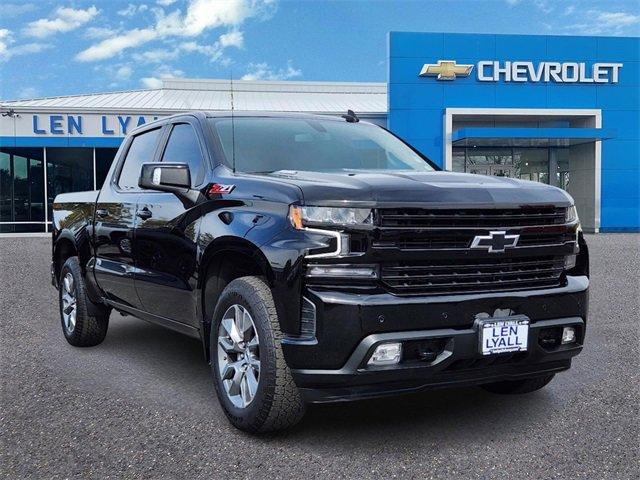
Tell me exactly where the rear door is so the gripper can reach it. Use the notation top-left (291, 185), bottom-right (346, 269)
top-left (93, 126), bottom-right (163, 308)
top-left (133, 118), bottom-right (208, 327)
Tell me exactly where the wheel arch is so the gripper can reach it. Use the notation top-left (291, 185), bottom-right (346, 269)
top-left (198, 237), bottom-right (275, 361)
top-left (53, 231), bottom-right (81, 287)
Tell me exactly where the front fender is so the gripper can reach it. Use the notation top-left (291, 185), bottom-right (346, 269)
top-left (196, 199), bottom-right (307, 336)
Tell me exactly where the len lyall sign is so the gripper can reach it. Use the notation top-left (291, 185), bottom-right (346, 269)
top-left (0, 113), bottom-right (164, 139)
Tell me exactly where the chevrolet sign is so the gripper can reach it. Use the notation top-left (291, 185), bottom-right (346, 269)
top-left (419, 60), bottom-right (623, 83)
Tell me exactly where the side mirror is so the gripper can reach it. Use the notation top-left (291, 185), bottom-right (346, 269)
top-left (139, 162), bottom-right (201, 207)
top-left (139, 162), bottom-right (191, 192)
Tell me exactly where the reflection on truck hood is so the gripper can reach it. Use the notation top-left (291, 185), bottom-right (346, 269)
top-left (262, 170), bottom-right (573, 207)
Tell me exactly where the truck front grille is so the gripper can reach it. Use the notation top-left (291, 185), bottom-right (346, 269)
top-left (371, 205), bottom-right (575, 295)
top-left (373, 231), bottom-right (573, 251)
top-left (378, 207), bottom-right (566, 228)
top-left (381, 256), bottom-right (565, 295)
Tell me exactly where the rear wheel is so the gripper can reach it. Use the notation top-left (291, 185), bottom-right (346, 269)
top-left (481, 374), bottom-right (555, 394)
top-left (59, 257), bottom-right (110, 347)
top-left (210, 276), bottom-right (305, 433)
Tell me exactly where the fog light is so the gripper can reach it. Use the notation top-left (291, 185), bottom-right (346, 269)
top-left (368, 342), bottom-right (402, 366)
top-left (561, 327), bottom-right (576, 344)
top-left (564, 254), bottom-right (577, 270)
top-left (306, 265), bottom-right (378, 278)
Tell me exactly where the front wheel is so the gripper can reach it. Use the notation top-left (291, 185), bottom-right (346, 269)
top-left (481, 374), bottom-right (555, 394)
top-left (210, 276), bottom-right (305, 433)
top-left (59, 257), bottom-right (110, 347)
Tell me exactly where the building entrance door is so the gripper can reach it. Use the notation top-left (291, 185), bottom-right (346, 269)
top-left (452, 146), bottom-right (568, 187)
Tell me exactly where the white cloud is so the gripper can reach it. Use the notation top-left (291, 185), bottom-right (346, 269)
top-left (0, 30), bottom-right (52, 62)
top-left (118, 3), bottom-right (149, 18)
top-left (141, 77), bottom-right (163, 88)
top-left (18, 86), bottom-right (40, 99)
top-left (178, 30), bottom-right (244, 62)
top-left (564, 5), bottom-right (575, 16)
top-left (133, 48), bottom-right (180, 63)
top-left (3, 3), bottom-right (37, 18)
top-left (534, 1), bottom-right (554, 14)
top-left (0, 29), bottom-right (12, 59)
top-left (565, 9), bottom-right (640, 35)
top-left (117, 65), bottom-right (134, 80)
top-left (157, 0), bottom-right (178, 5)
top-left (114, 26), bottom-right (244, 66)
top-left (76, 28), bottom-right (157, 62)
top-left (180, 0), bottom-right (260, 36)
top-left (219, 30), bottom-right (244, 48)
top-left (241, 60), bottom-right (302, 81)
top-left (141, 65), bottom-right (185, 88)
top-left (92, 62), bottom-right (135, 88)
top-left (84, 26), bottom-right (118, 40)
top-left (23, 6), bottom-right (99, 38)
top-left (596, 11), bottom-right (640, 28)
top-left (76, 0), bottom-right (270, 62)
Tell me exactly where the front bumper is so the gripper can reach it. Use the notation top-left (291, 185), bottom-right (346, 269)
top-left (293, 317), bottom-right (583, 403)
top-left (282, 276), bottom-right (588, 403)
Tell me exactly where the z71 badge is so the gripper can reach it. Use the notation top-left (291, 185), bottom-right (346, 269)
top-left (208, 183), bottom-right (235, 195)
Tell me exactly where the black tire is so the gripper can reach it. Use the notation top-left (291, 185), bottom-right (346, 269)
top-left (210, 276), bottom-right (305, 433)
top-left (481, 374), bottom-right (555, 394)
top-left (59, 256), bottom-right (110, 347)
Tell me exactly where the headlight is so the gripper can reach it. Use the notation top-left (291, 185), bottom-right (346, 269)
top-left (566, 205), bottom-right (579, 223)
top-left (289, 205), bottom-right (373, 229)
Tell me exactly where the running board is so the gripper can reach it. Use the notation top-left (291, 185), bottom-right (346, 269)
top-left (105, 300), bottom-right (201, 339)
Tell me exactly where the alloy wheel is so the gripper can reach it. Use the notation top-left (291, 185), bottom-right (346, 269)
top-left (217, 304), bottom-right (261, 408)
top-left (61, 272), bottom-right (77, 333)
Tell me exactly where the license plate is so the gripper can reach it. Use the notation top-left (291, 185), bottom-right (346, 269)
top-left (479, 318), bottom-right (529, 356)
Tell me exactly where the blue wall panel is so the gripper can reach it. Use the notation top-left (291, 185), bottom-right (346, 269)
top-left (388, 32), bottom-right (640, 230)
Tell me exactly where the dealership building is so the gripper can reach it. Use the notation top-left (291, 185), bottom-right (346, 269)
top-left (1, 32), bottom-right (638, 234)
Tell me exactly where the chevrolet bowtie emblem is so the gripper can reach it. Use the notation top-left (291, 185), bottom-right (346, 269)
top-left (470, 231), bottom-right (520, 253)
top-left (419, 60), bottom-right (474, 80)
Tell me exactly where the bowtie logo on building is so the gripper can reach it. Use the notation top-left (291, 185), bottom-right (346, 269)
top-left (419, 60), bottom-right (474, 80)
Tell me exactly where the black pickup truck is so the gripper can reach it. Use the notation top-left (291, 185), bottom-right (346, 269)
top-left (51, 111), bottom-right (589, 432)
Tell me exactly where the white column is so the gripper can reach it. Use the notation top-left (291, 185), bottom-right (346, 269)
top-left (93, 148), bottom-right (97, 190)
top-left (43, 148), bottom-right (48, 233)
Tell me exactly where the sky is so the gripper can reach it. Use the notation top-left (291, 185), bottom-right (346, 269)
top-left (0, 0), bottom-right (638, 100)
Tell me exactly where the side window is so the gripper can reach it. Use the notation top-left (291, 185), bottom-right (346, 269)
top-left (161, 123), bottom-right (204, 186)
top-left (117, 128), bottom-right (162, 190)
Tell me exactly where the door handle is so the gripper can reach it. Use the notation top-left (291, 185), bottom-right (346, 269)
top-left (96, 209), bottom-right (108, 218)
top-left (137, 208), bottom-right (152, 220)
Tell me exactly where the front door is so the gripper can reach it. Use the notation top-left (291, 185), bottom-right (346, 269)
top-left (93, 126), bottom-right (163, 308)
top-left (133, 119), bottom-right (207, 327)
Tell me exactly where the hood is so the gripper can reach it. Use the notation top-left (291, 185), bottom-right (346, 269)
top-left (261, 170), bottom-right (573, 208)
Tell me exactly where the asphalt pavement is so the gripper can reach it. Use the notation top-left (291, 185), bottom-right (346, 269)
top-left (1, 234), bottom-right (638, 479)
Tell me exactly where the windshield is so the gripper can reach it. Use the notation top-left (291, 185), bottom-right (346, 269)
top-left (209, 117), bottom-right (435, 173)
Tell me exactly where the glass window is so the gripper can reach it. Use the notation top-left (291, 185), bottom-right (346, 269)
top-left (554, 148), bottom-right (570, 189)
top-left (29, 156), bottom-right (44, 221)
top-left (161, 123), bottom-right (204, 185)
top-left (452, 148), bottom-right (465, 172)
top-left (118, 128), bottom-right (162, 190)
top-left (95, 148), bottom-right (120, 189)
top-left (46, 148), bottom-right (94, 221)
top-left (13, 155), bottom-right (28, 222)
top-left (0, 223), bottom-right (46, 233)
top-left (0, 147), bottom-right (45, 226)
top-left (0, 151), bottom-right (12, 223)
top-left (514, 148), bottom-right (549, 184)
top-left (210, 117), bottom-right (435, 173)
top-left (466, 148), bottom-right (513, 166)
